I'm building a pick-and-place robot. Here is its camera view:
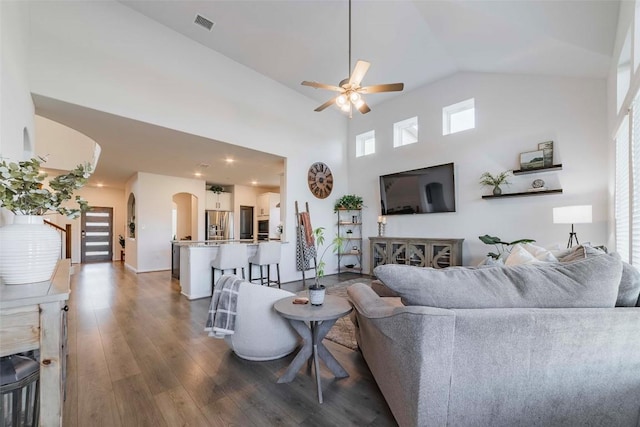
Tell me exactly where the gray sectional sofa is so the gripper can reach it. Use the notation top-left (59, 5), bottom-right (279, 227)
top-left (347, 252), bottom-right (640, 427)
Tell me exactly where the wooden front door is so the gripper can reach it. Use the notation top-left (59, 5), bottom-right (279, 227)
top-left (81, 207), bottom-right (113, 263)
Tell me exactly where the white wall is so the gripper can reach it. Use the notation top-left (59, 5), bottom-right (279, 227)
top-left (124, 174), bottom-right (139, 270)
top-left (348, 72), bottom-right (609, 267)
top-left (172, 192), bottom-right (193, 241)
top-left (0, 1), bottom-right (35, 226)
top-left (34, 115), bottom-right (101, 171)
top-left (134, 172), bottom-right (205, 272)
top-left (28, 1), bottom-right (348, 281)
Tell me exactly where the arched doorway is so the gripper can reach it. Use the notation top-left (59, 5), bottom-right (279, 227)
top-left (172, 192), bottom-right (198, 241)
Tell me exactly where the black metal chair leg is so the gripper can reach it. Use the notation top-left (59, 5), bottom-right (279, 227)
top-left (249, 263), bottom-right (253, 282)
top-left (276, 263), bottom-right (281, 288)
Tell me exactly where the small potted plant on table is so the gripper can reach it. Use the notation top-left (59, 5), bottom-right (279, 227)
top-left (309, 227), bottom-right (344, 305)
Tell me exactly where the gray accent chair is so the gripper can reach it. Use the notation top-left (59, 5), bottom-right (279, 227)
top-left (348, 253), bottom-right (640, 427)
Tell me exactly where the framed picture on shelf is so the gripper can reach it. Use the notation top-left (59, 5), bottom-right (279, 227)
top-left (538, 141), bottom-right (553, 167)
top-left (520, 150), bottom-right (545, 170)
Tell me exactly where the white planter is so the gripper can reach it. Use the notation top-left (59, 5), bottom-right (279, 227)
top-left (0, 215), bottom-right (61, 284)
top-left (309, 285), bottom-right (326, 306)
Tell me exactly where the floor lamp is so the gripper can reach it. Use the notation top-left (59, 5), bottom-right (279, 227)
top-left (552, 205), bottom-right (592, 248)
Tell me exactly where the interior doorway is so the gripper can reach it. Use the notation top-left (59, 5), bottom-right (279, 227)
top-left (240, 206), bottom-right (254, 240)
top-left (81, 207), bottom-right (114, 263)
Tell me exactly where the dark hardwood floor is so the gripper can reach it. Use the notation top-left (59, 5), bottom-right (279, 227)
top-left (63, 262), bottom-right (397, 426)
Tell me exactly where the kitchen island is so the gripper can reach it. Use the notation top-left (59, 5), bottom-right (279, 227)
top-left (175, 240), bottom-right (286, 300)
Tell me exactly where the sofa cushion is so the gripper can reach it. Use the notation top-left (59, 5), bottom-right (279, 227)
top-left (618, 262), bottom-right (640, 307)
top-left (373, 253), bottom-right (622, 309)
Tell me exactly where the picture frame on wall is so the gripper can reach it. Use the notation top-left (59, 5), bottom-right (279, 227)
top-left (520, 150), bottom-right (545, 170)
top-left (538, 141), bottom-right (553, 167)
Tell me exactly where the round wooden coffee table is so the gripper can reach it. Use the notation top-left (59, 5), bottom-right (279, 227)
top-left (273, 295), bottom-right (352, 403)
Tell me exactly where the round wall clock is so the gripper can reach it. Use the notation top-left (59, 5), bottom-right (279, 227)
top-left (307, 162), bottom-right (333, 199)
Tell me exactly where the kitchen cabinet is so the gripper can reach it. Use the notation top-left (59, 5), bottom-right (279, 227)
top-left (257, 192), bottom-right (280, 219)
top-left (206, 191), bottom-right (232, 211)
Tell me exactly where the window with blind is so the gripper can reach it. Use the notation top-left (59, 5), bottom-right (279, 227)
top-left (615, 115), bottom-right (630, 262)
top-left (616, 90), bottom-right (640, 266)
top-left (633, 94), bottom-right (640, 265)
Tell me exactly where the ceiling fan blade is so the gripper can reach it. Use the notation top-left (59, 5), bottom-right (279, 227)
top-left (359, 83), bottom-right (404, 94)
top-left (301, 81), bottom-right (344, 92)
top-left (348, 60), bottom-right (371, 86)
top-left (315, 96), bottom-right (338, 112)
top-left (357, 100), bottom-right (371, 114)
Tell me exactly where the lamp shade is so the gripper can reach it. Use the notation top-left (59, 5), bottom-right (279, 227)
top-left (553, 205), bottom-right (592, 224)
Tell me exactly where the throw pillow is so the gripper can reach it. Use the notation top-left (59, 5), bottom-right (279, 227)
top-left (504, 244), bottom-right (540, 266)
top-left (522, 243), bottom-right (558, 262)
top-left (557, 244), bottom-right (606, 263)
top-left (617, 262), bottom-right (640, 307)
top-left (373, 253), bottom-right (622, 309)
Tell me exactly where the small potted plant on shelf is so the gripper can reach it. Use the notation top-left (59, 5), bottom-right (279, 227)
top-left (334, 194), bottom-right (363, 211)
top-left (209, 185), bottom-right (223, 194)
top-left (118, 234), bottom-right (126, 262)
top-left (479, 170), bottom-right (512, 196)
top-left (309, 227), bottom-right (344, 305)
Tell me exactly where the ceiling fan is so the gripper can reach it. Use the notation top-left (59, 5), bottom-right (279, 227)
top-left (301, 0), bottom-right (404, 118)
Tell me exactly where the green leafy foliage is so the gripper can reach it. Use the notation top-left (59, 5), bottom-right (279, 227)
top-left (479, 171), bottom-right (512, 187)
top-left (334, 194), bottom-right (363, 211)
top-left (0, 157), bottom-right (92, 218)
top-left (312, 226), bottom-right (344, 287)
top-left (478, 234), bottom-right (536, 259)
top-left (209, 185), bottom-right (223, 194)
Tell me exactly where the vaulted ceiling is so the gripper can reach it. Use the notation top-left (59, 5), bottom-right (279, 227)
top-left (34, 1), bottom-right (621, 189)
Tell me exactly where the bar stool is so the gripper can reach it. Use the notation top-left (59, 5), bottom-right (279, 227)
top-left (248, 241), bottom-right (281, 288)
top-left (211, 243), bottom-right (248, 287)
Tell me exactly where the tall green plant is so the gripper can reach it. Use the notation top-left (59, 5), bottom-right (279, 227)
top-left (0, 157), bottom-right (92, 218)
top-left (478, 234), bottom-right (535, 259)
top-left (312, 227), bottom-right (344, 286)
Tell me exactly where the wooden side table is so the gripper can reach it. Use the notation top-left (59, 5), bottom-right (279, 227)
top-left (273, 295), bottom-right (352, 403)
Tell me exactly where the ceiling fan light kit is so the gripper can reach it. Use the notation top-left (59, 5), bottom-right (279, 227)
top-left (301, 0), bottom-right (404, 118)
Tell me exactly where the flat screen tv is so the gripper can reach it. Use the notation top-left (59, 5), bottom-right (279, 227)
top-left (380, 162), bottom-right (456, 215)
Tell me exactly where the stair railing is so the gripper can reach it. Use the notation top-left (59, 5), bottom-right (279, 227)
top-left (44, 220), bottom-right (72, 259)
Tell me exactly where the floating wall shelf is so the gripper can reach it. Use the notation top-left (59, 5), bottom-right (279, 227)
top-left (482, 189), bottom-right (563, 199)
top-left (512, 164), bottom-right (563, 175)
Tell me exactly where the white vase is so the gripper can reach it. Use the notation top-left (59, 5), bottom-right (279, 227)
top-left (0, 215), bottom-right (61, 284)
top-left (309, 285), bottom-right (326, 306)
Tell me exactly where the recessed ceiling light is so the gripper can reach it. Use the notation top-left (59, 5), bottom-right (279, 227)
top-left (251, 180), bottom-right (258, 185)
top-left (225, 158), bottom-right (235, 164)
top-left (96, 183), bottom-right (104, 188)
top-left (194, 172), bottom-right (202, 177)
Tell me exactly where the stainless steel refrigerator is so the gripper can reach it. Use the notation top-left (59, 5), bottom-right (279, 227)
top-left (205, 211), bottom-right (233, 240)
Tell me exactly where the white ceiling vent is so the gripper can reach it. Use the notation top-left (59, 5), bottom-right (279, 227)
top-left (194, 14), bottom-right (215, 31)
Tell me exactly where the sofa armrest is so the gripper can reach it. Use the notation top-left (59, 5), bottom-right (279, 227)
top-left (348, 282), bottom-right (453, 319)
top-left (347, 282), bottom-right (455, 427)
top-left (370, 279), bottom-right (399, 297)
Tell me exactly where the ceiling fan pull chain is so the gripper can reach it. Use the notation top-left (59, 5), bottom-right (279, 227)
top-left (348, 0), bottom-right (351, 77)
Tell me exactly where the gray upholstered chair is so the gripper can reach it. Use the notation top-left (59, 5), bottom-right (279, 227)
top-left (248, 241), bottom-right (281, 287)
top-left (211, 243), bottom-right (247, 286)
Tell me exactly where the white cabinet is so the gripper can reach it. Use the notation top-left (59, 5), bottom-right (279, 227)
top-left (257, 192), bottom-right (280, 218)
top-left (206, 191), bottom-right (232, 211)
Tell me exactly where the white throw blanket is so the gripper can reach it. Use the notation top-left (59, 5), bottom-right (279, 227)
top-left (204, 274), bottom-right (242, 338)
